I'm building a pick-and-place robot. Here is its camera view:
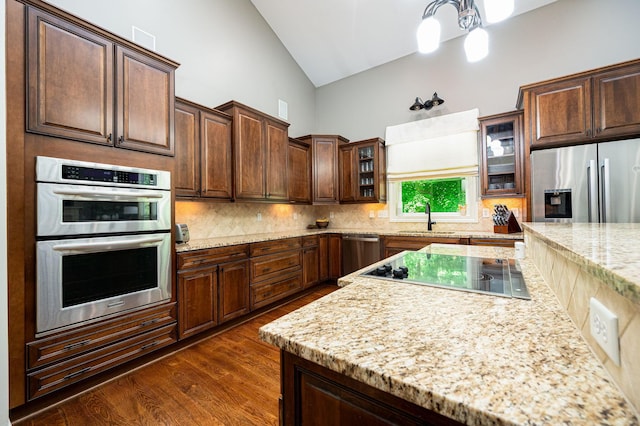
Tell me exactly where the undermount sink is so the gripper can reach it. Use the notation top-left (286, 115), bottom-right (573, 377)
top-left (398, 230), bottom-right (457, 234)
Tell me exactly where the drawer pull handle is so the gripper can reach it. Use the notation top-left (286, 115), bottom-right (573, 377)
top-left (141, 341), bottom-right (159, 351)
top-left (140, 318), bottom-right (159, 327)
top-left (63, 367), bottom-right (91, 381)
top-left (63, 339), bottom-right (91, 351)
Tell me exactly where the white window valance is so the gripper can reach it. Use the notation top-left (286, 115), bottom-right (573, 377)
top-left (385, 108), bottom-right (479, 180)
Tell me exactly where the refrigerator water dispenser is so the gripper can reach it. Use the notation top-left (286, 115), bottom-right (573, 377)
top-left (544, 189), bottom-right (572, 219)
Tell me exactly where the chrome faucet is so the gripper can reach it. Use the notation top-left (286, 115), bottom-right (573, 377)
top-left (426, 202), bottom-right (436, 231)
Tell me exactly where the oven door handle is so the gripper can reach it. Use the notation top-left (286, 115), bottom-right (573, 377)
top-left (53, 236), bottom-right (166, 254)
top-left (52, 188), bottom-right (165, 200)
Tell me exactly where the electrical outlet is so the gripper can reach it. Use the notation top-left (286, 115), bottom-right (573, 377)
top-left (482, 208), bottom-right (490, 218)
top-left (330, 212), bottom-right (335, 219)
top-left (369, 210), bottom-right (375, 218)
top-left (293, 213), bottom-right (298, 220)
top-left (590, 298), bottom-right (620, 366)
top-left (256, 213), bottom-right (262, 222)
top-left (512, 208), bottom-right (519, 217)
top-left (377, 210), bottom-right (389, 218)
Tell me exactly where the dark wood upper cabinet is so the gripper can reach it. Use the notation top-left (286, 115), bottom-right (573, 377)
top-left (479, 111), bottom-right (524, 198)
top-left (288, 137), bottom-right (312, 204)
top-left (593, 63), bottom-right (640, 138)
top-left (340, 138), bottom-right (386, 203)
top-left (217, 101), bottom-right (290, 202)
top-left (297, 135), bottom-right (349, 204)
top-left (519, 59), bottom-right (640, 149)
top-left (26, 6), bottom-right (177, 156)
top-left (175, 98), bottom-right (233, 199)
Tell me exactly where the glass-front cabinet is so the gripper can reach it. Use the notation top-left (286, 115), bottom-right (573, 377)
top-left (479, 111), bottom-right (523, 197)
top-left (339, 138), bottom-right (386, 203)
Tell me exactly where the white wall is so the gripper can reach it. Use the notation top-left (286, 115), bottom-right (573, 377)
top-left (315, 0), bottom-right (640, 141)
top-left (44, 0), bottom-right (317, 136)
top-left (1, 0), bottom-right (10, 423)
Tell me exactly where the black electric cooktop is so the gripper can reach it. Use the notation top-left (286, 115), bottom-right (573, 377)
top-left (361, 252), bottom-right (530, 300)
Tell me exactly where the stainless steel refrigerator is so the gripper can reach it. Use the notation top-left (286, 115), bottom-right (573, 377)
top-left (530, 139), bottom-right (640, 223)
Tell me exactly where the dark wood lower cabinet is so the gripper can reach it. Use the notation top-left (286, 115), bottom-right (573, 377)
top-left (281, 351), bottom-right (463, 426)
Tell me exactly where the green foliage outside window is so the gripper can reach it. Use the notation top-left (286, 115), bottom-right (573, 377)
top-left (400, 178), bottom-right (466, 213)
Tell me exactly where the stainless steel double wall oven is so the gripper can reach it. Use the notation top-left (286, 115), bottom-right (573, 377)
top-left (35, 156), bottom-right (172, 336)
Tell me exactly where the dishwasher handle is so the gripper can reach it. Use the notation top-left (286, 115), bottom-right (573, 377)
top-left (342, 234), bottom-right (380, 243)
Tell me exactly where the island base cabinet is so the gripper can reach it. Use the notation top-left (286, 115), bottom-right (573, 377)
top-left (281, 351), bottom-right (463, 426)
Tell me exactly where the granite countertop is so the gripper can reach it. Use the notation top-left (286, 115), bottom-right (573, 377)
top-left (176, 228), bottom-right (523, 253)
top-left (523, 222), bottom-right (640, 305)
top-left (259, 244), bottom-right (639, 425)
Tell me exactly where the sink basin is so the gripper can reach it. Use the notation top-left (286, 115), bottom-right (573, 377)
top-left (398, 230), bottom-right (457, 234)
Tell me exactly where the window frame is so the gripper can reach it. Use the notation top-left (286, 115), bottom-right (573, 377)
top-left (387, 175), bottom-right (479, 223)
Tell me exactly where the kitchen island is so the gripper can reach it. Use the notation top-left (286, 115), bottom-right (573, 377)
top-left (259, 243), bottom-right (639, 425)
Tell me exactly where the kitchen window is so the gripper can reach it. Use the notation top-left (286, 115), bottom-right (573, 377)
top-left (385, 109), bottom-right (480, 223)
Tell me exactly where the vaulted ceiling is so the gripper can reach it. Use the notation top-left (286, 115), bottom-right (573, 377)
top-left (251, 0), bottom-right (557, 87)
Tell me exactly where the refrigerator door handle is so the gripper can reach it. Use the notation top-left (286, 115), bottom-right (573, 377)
top-left (587, 160), bottom-right (598, 223)
top-left (600, 158), bottom-right (611, 223)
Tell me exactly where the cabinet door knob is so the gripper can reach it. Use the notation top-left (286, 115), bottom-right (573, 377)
top-left (117, 135), bottom-right (124, 145)
top-left (107, 133), bottom-right (112, 142)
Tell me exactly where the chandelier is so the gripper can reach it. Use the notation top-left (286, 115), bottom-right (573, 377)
top-left (417, 0), bottom-right (514, 62)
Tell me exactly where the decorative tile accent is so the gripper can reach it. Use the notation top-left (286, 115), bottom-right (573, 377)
top-left (525, 224), bottom-right (640, 414)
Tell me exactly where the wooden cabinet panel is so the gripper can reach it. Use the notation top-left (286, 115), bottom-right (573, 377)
top-left (177, 245), bottom-right (249, 334)
top-left (26, 6), bottom-right (177, 156)
top-left (529, 77), bottom-right (592, 147)
top-left (28, 324), bottom-right (177, 400)
top-left (175, 98), bottom-right (233, 199)
top-left (218, 260), bottom-right (250, 323)
top-left (328, 234), bottom-right (342, 279)
top-left (479, 111), bottom-right (524, 197)
top-left (265, 120), bottom-right (289, 200)
top-left (302, 243), bottom-right (320, 289)
top-left (282, 351), bottom-right (464, 426)
top-left (116, 46), bottom-right (175, 155)
top-left (318, 235), bottom-right (330, 282)
top-left (235, 110), bottom-right (265, 199)
top-left (340, 138), bottom-right (387, 203)
top-left (288, 138), bottom-right (312, 204)
top-left (250, 250), bottom-right (302, 282)
top-left (175, 101), bottom-right (200, 196)
top-left (298, 135), bottom-right (349, 204)
top-left (339, 145), bottom-right (356, 202)
top-left (469, 238), bottom-right (521, 247)
top-left (27, 7), bottom-right (114, 146)
top-left (521, 59), bottom-right (640, 150)
top-left (178, 267), bottom-right (218, 339)
top-left (593, 63), bottom-right (640, 138)
top-left (27, 303), bottom-right (176, 371)
top-left (200, 110), bottom-right (233, 199)
top-left (218, 101), bottom-right (290, 202)
top-left (250, 237), bottom-right (301, 257)
top-left (250, 272), bottom-right (302, 310)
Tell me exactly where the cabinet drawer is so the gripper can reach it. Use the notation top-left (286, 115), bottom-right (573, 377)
top-left (250, 249), bottom-right (301, 282)
top-left (250, 237), bottom-right (301, 257)
top-left (177, 244), bottom-right (249, 270)
top-left (302, 235), bottom-right (319, 247)
top-left (250, 272), bottom-right (302, 310)
top-left (27, 303), bottom-right (176, 370)
top-left (469, 238), bottom-right (520, 247)
top-left (27, 323), bottom-right (177, 400)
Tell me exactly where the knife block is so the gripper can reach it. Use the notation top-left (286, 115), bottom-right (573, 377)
top-left (493, 212), bottom-right (522, 234)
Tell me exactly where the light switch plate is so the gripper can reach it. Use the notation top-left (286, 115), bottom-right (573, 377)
top-left (589, 297), bottom-right (620, 366)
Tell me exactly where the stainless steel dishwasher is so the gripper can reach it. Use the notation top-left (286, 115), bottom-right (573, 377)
top-left (342, 234), bottom-right (381, 275)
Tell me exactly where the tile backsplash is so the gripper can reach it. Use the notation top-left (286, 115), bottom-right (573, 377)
top-left (175, 198), bottom-right (525, 240)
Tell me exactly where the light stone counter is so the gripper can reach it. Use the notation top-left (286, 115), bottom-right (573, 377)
top-left (260, 244), bottom-right (639, 425)
top-left (175, 228), bottom-right (523, 253)
top-left (523, 222), bottom-right (640, 305)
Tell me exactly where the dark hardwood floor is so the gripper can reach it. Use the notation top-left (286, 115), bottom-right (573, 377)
top-left (16, 284), bottom-right (338, 426)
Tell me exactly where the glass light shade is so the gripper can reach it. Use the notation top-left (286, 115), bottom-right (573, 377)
top-left (464, 27), bottom-right (488, 62)
top-left (484, 0), bottom-right (514, 23)
top-left (417, 17), bottom-right (441, 54)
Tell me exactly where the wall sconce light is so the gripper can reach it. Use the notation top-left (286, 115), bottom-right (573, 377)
top-left (417, 0), bottom-right (514, 62)
top-left (409, 92), bottom-right (445, 111)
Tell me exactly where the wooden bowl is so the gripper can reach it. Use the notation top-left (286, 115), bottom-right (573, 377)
top-left (316, 221), bottom-right (329, 228)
